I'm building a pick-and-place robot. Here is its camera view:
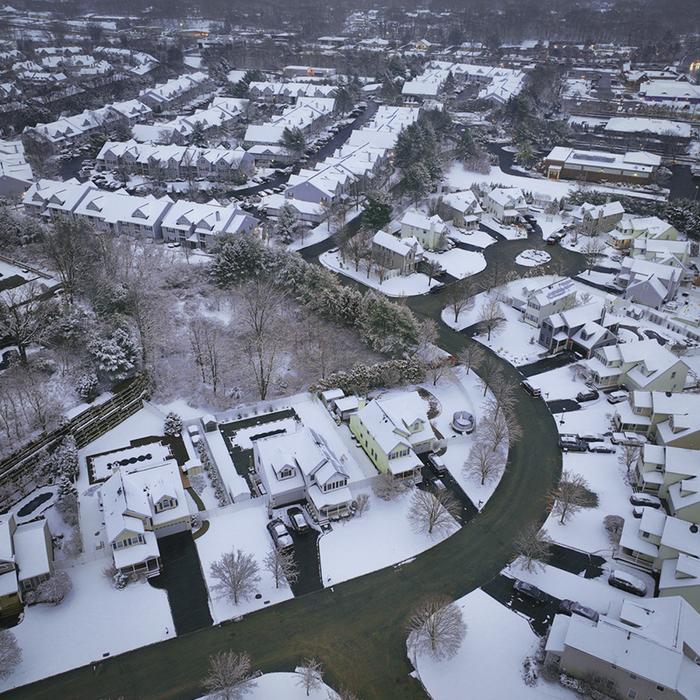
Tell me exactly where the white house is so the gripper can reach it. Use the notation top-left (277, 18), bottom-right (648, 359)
top-left (615, 257), bottom-right (682, 308)
top-left (439, 190), bottom-right (483, 229)
top-left (482, 187), bottom-right (527, 223)
top-left (372, 230), bottom-right (422, 276)
top-left (571, 201), bottom-right (624, 235)
top-left (22, 178), bottom-right (97, 219)
top-left (608, 216), bottom-right (678, 250)
top-left (399, 209), bottom-right (448, 251)
top-left (253, 427), bottom-right (354, 521)
top-left (522, 277), bottom-right (578, 327)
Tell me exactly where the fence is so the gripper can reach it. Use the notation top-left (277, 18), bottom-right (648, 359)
top-left (0, 374), bottom-right (150, 488)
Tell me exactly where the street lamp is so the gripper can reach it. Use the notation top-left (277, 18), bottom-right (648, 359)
top-left (559, 408), bottom-right (566, 426)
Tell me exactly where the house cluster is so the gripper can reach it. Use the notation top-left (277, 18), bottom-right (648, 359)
top-left (402, 60), bottom-right (526, 105)
top-left (263, 105), bottom-right (420, 223)
top-left (543, 146), bottom-right (661, 184)
top-left (22, 178), bottom-right (258, 250)
top-left (0, 515), bottom-right (53, 619)
top-left (21, 72), bottom-right (211, 154)
top-left (96, 140), bottom-right (255, 181)
top-left (247, 81), bottom-right (337, 103)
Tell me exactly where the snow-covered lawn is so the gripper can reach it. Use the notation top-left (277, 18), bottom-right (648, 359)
top-left (448, 228), bottom-right (497, 249)
top-left (288, 206), bottom-right (363, 252)
top-left (515, 249), bottom-right (551, 267)
top-left (576, 269), bottom-right (619, 288)
top-left (543, 449), bottom-right (633, 556)
top-left (423, 247), bottom-right (486, 279)
top-left (320, 250), bottom-right (441, 297)
top-left (411, 588), bottom-right (570, 700)
top-left (533, 213), bottom-right (565, 239)
top-left (526, 365), bottom-right (589, 401)
top-left (195, 502), bottom-right (294, 623)
top-left (319, 489), bottom-right (459, 586)
top-left (198, 672), bottom-right (342, 700)
top-left (0, 559), bottom-right (173, 692)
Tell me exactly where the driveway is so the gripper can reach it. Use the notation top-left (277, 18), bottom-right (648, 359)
top-left (148, 532), bottom-right (213, 636)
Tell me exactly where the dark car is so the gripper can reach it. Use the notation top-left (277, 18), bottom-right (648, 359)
top-left (521, 380), bottom-right (542, 398)
top-left (588, 442), bottom-right (616, 454)
top-left (608, 570), bottom-right (647, 596)
top-left (576, 389), bottom-right (599, 403)
top-left (287, 507), bottom-right (309, 533)
top-left (629, 493), bottom-right (662, 509)
top-left (559, 599), bottom-right (600, 622)
top-left (513, 580), bottom-right (548, 604)
top-left (559, 434), bottom-right (588, 452)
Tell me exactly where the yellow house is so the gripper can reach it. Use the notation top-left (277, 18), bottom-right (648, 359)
top-left (349, 391), bottom-right (434, 482)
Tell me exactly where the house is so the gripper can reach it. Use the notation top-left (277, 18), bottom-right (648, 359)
top-left (522, 277), bottom-right (578, 327)
top-left (545, 596), bottom-right (700, 700)
top-left (22, 178), bottom-right (98, 220)
top-left (585, 339), bottom-right (687, 392)
top-left (538, 301), bottom-right (617, 356)
top-left (253, 427), bottom-right (353, 521)
top-left (571, 201), bottom-right (624, 235)
top-left (137, 72), bottom-right (210, 112)
top-left (608, 216), bottom-right (678, 250)
top-left (99, 460), bottom-right (193, 578)
top-left (0, 514), bottom-right (54, 618)
top-left (635, 444), bottom-right (700, 509)
top-left (615, 391), bottom-right (700, 449)
top-left (349, 392), bottom-right (433, 482)
top-left (439, 190), bottom-right (483, 229)
top-left (632, 238), bottom-right (692, 268)
top-left (639, 80), bottom-right (700, 107)
top-left (543, 147), bottom-right (661, 184)
top-left (0, 139), bottom-right (33, 198)
top-left (482, 187), bottom-right (528, 224)
top-left (372, 230), bottom-right (422, 276)
top-left (615, 258), bottom-right (682, 308)
top-left (399, 210), bottom-right (448, 251)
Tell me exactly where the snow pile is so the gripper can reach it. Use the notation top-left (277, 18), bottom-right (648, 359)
top-left (515, 249), bottom-right (551, 267)
top-left (197, 671), bottom-right (341, 700)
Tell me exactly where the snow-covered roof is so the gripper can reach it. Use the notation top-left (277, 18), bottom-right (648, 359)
top-left (373, 229), bottom-right (421, 257)
top-left (13, 519), bottom-right (51, 583)
top-left (605, 117), bottom-right (691, 139)
top-left (442, 190), bottom-right (482, 215)
top-left (400, 209), bottom-right (446, 233)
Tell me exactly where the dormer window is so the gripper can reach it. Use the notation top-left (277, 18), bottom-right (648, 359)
top-left (155, 497), bottom-right (176, 513)
top-left (278, 465), bottom-right (295, 480)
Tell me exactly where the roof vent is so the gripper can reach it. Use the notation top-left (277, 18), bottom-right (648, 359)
top-left (666, 391), bottom-right (672, 397)
top-left (690, 524), bottom-right (699, 534)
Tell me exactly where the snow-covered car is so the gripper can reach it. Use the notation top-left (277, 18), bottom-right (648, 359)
top-left (451, 411), bottom-right (475, 434)
top-left (521, 380), bottom-right (541, 398)
top-left (588, 443), bottom-right (616, 454)
top-left (287, 507), bottom-right (309, 534)
top-left (428, 453), bottom-right (447, 473)
top-left (513, 580), bottom-right (547, 604)
top-left (267, 519), bottom-right (293, 550)
top-left (629, 493), bottom-right (662, 509)
top-left (576, 389), bottom-right (599, 403)
top-left (608, 570), bottom-right (647, 596)
top-left (559, 434), bottom-right (587, 452)
top-left (187, 424), bottom-right (200, 444)
top-left (607, 390), bottom-right (629, 404)
top-left (558, 599), bottom-right (599, 623)
top-left (611, 432), bottom-right (647, 446)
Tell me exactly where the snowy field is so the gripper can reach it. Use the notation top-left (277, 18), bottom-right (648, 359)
top-left (411, 588), bottom-right (570, 700)
top-left (526, 364), bottom-right (589, 401)
top-left (319, 488), bottom-right (458, 586)
top-left (423, 247), bottom-right (487, 279)
top-left (195, 503), bottom-right (294, 623)
top-left (198, 672), bottom-right (342, 700)
top-left (481, 213), bottom-right (527, 240)
top-left (448, 228), bottom-right (497, 249)
top-left (320, 250), bottom-right (441, 296)
top-left (0, 559), bottom-right (173, 692)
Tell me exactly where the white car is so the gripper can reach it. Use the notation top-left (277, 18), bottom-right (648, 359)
top-left (428, 453), bottom-right (447, 473)
top-left (607, 390), bottom-right (628, 404)
top-left (611, 432), bottom-right (647, 446)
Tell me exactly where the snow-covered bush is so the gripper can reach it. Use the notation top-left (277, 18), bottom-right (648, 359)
top-left (51, 436), bottom-right (79, 482)
top-left (56, 490), bottom-right (79, 527)
top-left (89, 327), bottom-right (139, 383)
top-left (313, 357), bottom-right (425, 396)
top-left (163, 412), bottom-right (183, 437)
top-left (372, 473), bottom-right (409, 501)
top-left (26, 570), bottom-right (72, 605)
top-left (75, 372), bottom-right (99, 402)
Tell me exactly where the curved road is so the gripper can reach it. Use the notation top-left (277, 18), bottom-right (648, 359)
top-left (6, 231), bottom-right (587, 700)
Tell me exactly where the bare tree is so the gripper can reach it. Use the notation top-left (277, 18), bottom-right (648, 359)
top-left (372, 472), bottom-right (409, 501)
top-left (354, 493), bottom-right (370, 516)
top-left (408, 488), bottom-right (459, 536)
top-left (345, 231), bottom-right (371, 272)
top-left (485, 372), bottom-right (516, 421)
top-left (604, 515), bottom-right (624, 545)
top-left (296, 658), bottom-right (324, 697)
top-left (407, 595), bottom-right (466, 661)
top-left (189, 317), bottom-right (225, 395)
top-left (514, 523), bottom-right (552, 573)
top-left (479, 407), bottom-right (522, 453)
top-left (549, 470), bottom-right (593, 525)
top-left (202, 650), bottom-right (256, 700)
top-left (210, 549), bottom-right (260, 605)
top-left (581, 237), bottom-right (606, 271)
top-left (263, 543), bottom-right (299, 589)
top-left (41, 216), bottom-right (92, 302)
top-left (477, 297), bottom-right (505, 341)
top-left (464, 441), bottom-right (502, 485)
top-left (0, 630), bottom-right (21, 679)
top-left (239, 279), bottom-right (286, 400)
top-left (476, 352), bottom-right (499, 396)
top-left (618, 445), bottom-right (641, 475)
top-left (446, 280), bottom-right (474, 323)
top-left (425, 258), bottom-right (442, 289)
top-left (0, 284), bottom-right (56, 364)
top-left (458, 343), bottom-right (486, 375)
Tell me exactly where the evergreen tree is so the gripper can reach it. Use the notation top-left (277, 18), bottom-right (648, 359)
top-left (275, 204), bottom-right (300, 243)
top-left (163, 412), bottom-right (183, 437)
top-left (52, 436), bottom-right (79, 482)
top-left (280, 126), bottom-right (306, 158)
top-left (362, 194), bottom-right (392, 231)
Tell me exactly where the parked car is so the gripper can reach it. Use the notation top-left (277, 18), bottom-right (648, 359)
top-left (607, 569), bottom-right (647, 596)
top-left (267, 519), bottom-right (293, 550)
top-left (287, 507), bottom-right (309, 533)
top-left (428, 453), bottom-right (447, 473)
top-left (558, 599), bottom-right (599, 623)
top-left (607, 390), bottom-right (629, 404)
top-left (612, 432), bottom-right (647, 446)
top-left (629, 493), bottom-right (662, 509)
top-left (588, 442), bottom-right (616, 453)
top-left (513, 580), bottom-right (548, 604)
top-left (576, 389), bottom-right (599, 403)
top-left (521, 380), bottom-right (541, 398)
top-left (432, 478), bottom-right (447, 492)
top-left (451, 410), bottom-right (475, 434)
top-left (632, 506), bottom-right (649, 518)
top-left (578, 433), bottom-right (605, 443)
top-left (559, 434), bottom-right (587, 452)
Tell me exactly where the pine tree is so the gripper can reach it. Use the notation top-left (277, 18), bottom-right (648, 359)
top-left (163, 412), bottom-right (183, 437)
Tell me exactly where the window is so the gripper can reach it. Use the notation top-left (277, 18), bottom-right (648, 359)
top-left (627, 690), bottom-right (636, 699)
top-left (656, 686), bottom-right (664, 691)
